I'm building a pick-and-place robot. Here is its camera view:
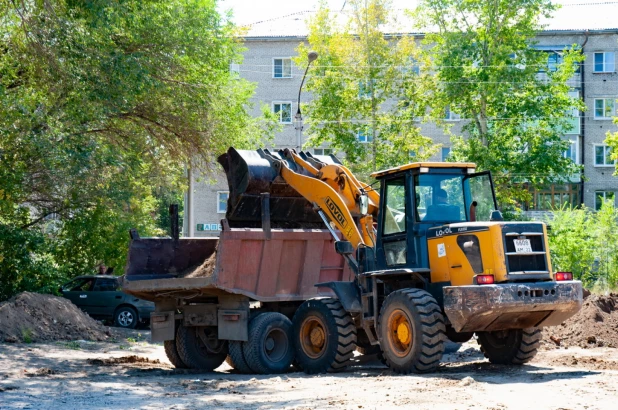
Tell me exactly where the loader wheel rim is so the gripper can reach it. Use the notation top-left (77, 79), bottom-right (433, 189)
top-left (387, 309), bottom-right (412, 358)
top-left (263, 328), bottom-right (288, 363)
top-left (300, 316), bottom-right (327, 359)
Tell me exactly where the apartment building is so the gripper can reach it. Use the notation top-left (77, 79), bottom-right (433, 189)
top-left (185, 4), bottom-right (618, 237)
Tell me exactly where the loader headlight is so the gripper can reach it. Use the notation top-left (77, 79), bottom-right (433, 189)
top-left (359, 194), bottom-right (368, 215)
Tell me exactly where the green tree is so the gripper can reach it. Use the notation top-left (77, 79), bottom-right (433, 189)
top-left (296, 0), bottom-right (436, 178)
top-left (0, 0), bottom-right (272, 300)
top-left (417, 0), bottom-right (584, 207)
top-left (606, 111), bottom-right (618, 172)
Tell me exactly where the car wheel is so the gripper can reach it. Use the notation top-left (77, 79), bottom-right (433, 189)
top-left (115, 306), bottom-right (138, 329)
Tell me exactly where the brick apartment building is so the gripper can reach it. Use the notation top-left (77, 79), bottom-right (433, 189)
top-left (184, 4), bottom-right (618, 237)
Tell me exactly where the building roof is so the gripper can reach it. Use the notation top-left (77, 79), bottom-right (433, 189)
top-left (242, 3), bottom-right (618, 39)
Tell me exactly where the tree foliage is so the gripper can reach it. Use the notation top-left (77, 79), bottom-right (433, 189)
top-left (0, 0), bottom-right (271, 300)
top-left (606, 116), bottom-right (618, 173)
top-left (297, 0), bottom-right (436, 177)
top-left (417, 0), bottom-right (584, 207)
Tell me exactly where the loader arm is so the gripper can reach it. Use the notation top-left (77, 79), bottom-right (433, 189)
top-left (273, 149), bottom-right (378, 249)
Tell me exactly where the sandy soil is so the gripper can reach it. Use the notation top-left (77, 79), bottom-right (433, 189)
top-left (1, 329), bottom-right (618, 410)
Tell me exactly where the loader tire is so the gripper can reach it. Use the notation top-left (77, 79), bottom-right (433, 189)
top-left (164, 339), bottom-right (188, 369)
top-left (176, 325), bottom-right (227, 371)
top-left (226, 341), bottom-right (253, 374)
top-left (292, 298), bottom-right (357, 374)
top-left (242, 312), bottom-right (295, 374)
top-left (378, 288), bottom-right (445, 374)
top-left (477, 328), bottom-right (542, 365)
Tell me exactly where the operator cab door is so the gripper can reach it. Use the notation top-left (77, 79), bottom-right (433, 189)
top-left (462, 171), bottom-right (498, 222)
top-left (376, 175), bottom-right (414, 268)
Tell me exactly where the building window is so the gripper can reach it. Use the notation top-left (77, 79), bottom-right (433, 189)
top-left (357, 127), bottom-right (373, 143)
top-left (273, 58), bottom-right (292, 78)
top-left (594, 145), bottom-right (615, 167)
top-left (445, 106), bottom-right (461, 121)
top-left (441, 147), bottom-right (451, 161)
top-left (593, 52), bottom-right (615, 73)
top-left (314, 148), bottom-right (333, 156)
top-left (273, 102), bottom-right (292, 123)
top-left (565, 91), bottom-right (580, 134)
top-left (527, 183), bottom-right (581, 211)
top-left (563, 139), bottom-right (578, 164)
top-left (546, 52), bottom-right (562, 72)
top-left (359, 79), bottom-right (374, 98)
top-left (217, 191), bottom-right (229, 213)
top-left (229, 63), bottom-right (240, 75)
top-left (594, 98), bottom-right (615, 119)
top-left (595, 191), bottom-right (615, 210)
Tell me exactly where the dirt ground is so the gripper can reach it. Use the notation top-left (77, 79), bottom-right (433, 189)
top-left (1, 329), bottom-right (618, 410)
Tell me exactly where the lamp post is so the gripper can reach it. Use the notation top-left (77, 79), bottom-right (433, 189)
top-left (295, 50), bottom-right (318, 151)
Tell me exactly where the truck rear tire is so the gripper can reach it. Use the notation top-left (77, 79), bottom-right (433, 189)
top-left (292, 298), bottom-right (357, 374)
top-left (225, 341), bottom-right (253, 373)
top-left (378, 288), bottom-right (445, 374)
top-left (175, 325), bottom-right (227, 371)
top-left (164, 339), bottom-right (188, 369)
top-left (477, 328), bottom-right (541, 365)
top-left (242, 312), bottom-right (295, 374)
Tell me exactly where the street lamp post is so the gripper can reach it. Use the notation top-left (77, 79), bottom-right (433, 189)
top-left (295, 51), bottom-right (318, 151)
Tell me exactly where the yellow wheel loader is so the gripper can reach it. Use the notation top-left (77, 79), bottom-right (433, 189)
top-left (123, 147), bottom-right (582, 374)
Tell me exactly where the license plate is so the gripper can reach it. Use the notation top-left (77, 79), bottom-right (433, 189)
top-left (514, 239), bottom-right (532, 253)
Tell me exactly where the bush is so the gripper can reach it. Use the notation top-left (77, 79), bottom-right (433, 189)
top-left (547, 201), bottom-right (618, 290)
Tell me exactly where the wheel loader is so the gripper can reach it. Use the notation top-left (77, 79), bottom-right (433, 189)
top-left (122, 147), bottom-right (582, 374)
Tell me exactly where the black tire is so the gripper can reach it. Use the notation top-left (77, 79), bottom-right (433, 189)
top-left (292, 298), bottom-right (357, 374)
top-left (378, 288), bottom-right (445, 374)
top-left (226, 341), bottom-right (253, 374)
top-left (242, 312), bottom-right (295, 374)
top-left (477, 328), bottom-right (541, 365)
top-left (165, 339), bottom-right (188, 369)
top-left (114, 306), bottom-right (138, 329)
top-left (176, 325), bottom-right (227, 371)
top-left (445, 325), bottom-right (474, 344)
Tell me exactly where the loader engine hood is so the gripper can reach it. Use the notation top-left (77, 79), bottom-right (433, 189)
top-left (426, 221), bottom-right (553, 284)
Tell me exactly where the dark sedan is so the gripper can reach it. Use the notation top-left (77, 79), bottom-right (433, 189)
top-left (59, 275), bottom-right (154, 328)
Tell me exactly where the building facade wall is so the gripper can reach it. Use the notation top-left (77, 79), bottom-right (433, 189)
top-left (189, 30), bottom-right (618, 237)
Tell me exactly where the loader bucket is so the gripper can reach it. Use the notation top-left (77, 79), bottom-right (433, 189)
top-left (217, 147), bottom-right (340, 228)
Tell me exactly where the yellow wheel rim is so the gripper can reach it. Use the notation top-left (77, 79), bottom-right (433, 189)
top-left (387, 309), bottom-right (413, 358)
top-left (300, 316), bottom-right (327, 359)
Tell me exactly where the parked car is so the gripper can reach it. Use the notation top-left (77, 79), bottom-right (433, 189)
top-left (59, 275), bottom-right (154, 329)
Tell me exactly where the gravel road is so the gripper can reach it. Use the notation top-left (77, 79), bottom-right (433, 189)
top-left (1, 330), bottom-right (617, 410)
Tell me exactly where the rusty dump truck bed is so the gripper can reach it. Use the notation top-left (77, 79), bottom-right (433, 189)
top-left (122, 228), bottom-right (353, 302)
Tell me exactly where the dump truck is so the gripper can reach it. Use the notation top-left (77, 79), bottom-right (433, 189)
top-left (123, 147), bottom-right (582, 374)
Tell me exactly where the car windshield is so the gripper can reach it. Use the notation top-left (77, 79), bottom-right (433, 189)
top-left (63, 278), bottom-right (95, 292)
top-left (415, 173), bottom-right (496, 223)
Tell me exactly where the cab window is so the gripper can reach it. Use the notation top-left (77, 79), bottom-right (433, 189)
top-left (383, 178), bottom-right (406, 235)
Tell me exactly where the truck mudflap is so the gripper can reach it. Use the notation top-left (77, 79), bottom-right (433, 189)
top-left (443, 281), bottom-right (583, 333)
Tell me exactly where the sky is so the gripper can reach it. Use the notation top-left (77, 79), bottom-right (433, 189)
top-left (217, 0), bottom-right (593, 27)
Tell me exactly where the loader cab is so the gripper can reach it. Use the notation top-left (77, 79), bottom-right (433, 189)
top-left (371, 163), bottom-right (498, 271)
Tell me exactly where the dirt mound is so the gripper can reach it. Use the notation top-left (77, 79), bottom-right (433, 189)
top-left (88, 355), bottom-right (161, 366)
top-left (0, 292), bottom-right (111, 343)
top-left (543, 293), bottom-right (618, 349)
top-left (182, 250), bottom-right (217, 278)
